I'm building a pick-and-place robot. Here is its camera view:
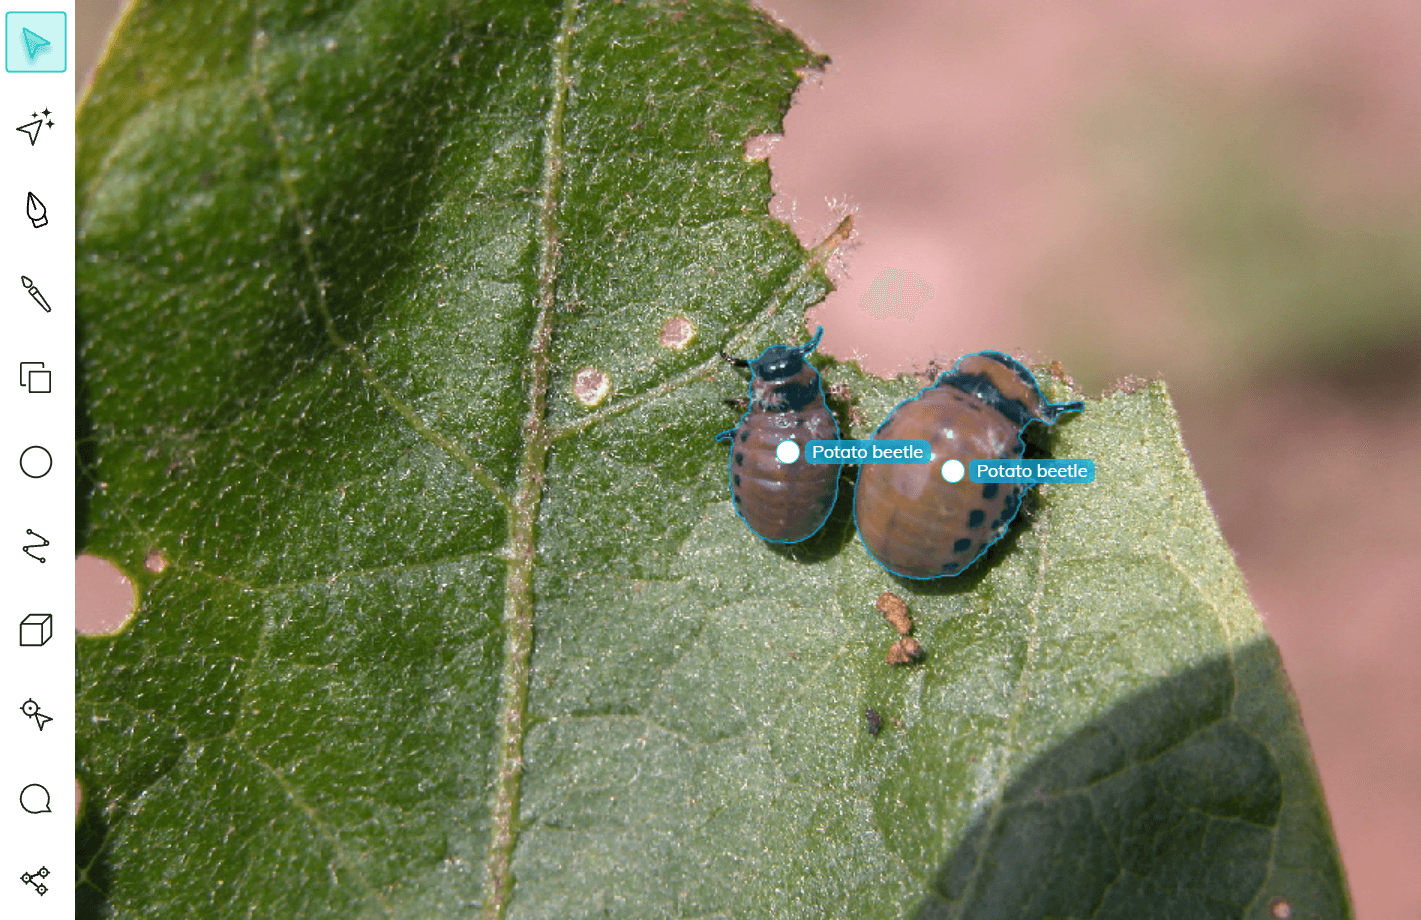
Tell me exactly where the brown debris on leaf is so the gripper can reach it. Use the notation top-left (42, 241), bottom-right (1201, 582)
top-left (825, 380), bottom-right (865, 430)
top-left (876, 591), bottom-right (912, 636)
top-left (921, 356), bottom-right (952, 385)
top-left (886, 637), bottom-right (924, 666)
top-left (1047, 359), bottom-right (1076, 390)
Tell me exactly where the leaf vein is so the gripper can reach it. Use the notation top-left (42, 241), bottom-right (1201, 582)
top-left (480, 3), bottom-right (581, 916)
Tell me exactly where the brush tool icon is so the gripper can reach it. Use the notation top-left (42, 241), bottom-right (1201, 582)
top-left (21, 276), bottom-right (51, 312)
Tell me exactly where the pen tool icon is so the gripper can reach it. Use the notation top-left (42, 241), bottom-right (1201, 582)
top-left (26, 192), bottom-right (47, 228)
top-left (21, 276), bottom-right (50, 312)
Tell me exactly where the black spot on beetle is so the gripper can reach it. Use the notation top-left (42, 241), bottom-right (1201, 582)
top-left (982, 483), bottom-right (999, 500)
top-left (968, 509), bottom-right (985, 528)
top-left (735, 452), bottom-right (745, 466)
top-left (733, 474), bottom-right (742, 488)
top-left (991, 488), bottom-right (1023, 529)
top-left (740, 431), bottom-right (749, 442)
top-left (953, 538), bottom-right (972, 553)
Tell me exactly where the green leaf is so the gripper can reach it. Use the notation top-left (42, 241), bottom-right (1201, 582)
top-left (76, 2), bottom-right (1350, 918)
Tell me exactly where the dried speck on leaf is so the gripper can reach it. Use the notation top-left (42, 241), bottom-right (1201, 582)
top-left (886, 637), bottom-right (924, 666)
top-left (572, 367), bottom-right (611, 407)
top-left (864, 707), bottom-right (882, 736)
top-left (922, 356), bottom-right (952, 384)
top-left (658, 316), bottom-right (695, 351)
top-left (1268, 899), bottom-right (1292, 919)
top-left (876, 591), bottom-right (912, 635)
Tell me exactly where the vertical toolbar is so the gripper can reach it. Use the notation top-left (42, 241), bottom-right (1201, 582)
top-left (1, 5), bottom-right (74, 918)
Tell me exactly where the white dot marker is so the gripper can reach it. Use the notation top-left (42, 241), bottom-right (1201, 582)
top-left (776, 440), bottom-right (801, 464)
top-left (941, 459), bottom-right (966, 483)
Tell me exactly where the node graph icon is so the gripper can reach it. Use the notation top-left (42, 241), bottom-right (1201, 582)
top-left (20, 864), bottom-right (50, 895)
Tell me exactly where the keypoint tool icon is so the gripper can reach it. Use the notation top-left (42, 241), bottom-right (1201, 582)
top-left (19, 698), bottom-right (52, 730)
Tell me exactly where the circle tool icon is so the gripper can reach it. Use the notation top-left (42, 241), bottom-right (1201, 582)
top-left (19, 445), bottom-right (51, 478)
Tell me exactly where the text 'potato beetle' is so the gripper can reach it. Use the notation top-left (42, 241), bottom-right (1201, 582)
top-left (717, 327), bottom-right (840, 543)
top-left (853, 352), bottom-right (1082, 578)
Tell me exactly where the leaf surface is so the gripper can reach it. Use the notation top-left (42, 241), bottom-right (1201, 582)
top-left (76, 2), bottom-right (1350, 918)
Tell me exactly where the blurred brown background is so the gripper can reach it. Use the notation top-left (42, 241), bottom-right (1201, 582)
top-left (77, 1), bottom-right (1420, 916)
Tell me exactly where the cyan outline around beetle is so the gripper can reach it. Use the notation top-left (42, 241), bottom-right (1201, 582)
top-left (852, 350), bottom-right (1083, 579)
top-left (716, 327), bottom-right (840, 544)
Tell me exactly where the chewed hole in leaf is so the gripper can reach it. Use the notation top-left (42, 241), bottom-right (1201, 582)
top-left (742, 132), bottom-right (780, 161)
top-left (76, 554), bottom-right (137, 636)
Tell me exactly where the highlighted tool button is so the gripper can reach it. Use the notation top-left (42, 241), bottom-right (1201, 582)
top-left (5, 12), bottom-right (66, 73)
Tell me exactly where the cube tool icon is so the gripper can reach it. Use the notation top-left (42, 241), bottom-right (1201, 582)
top-left (20, 612), bottom-right (52, 646)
